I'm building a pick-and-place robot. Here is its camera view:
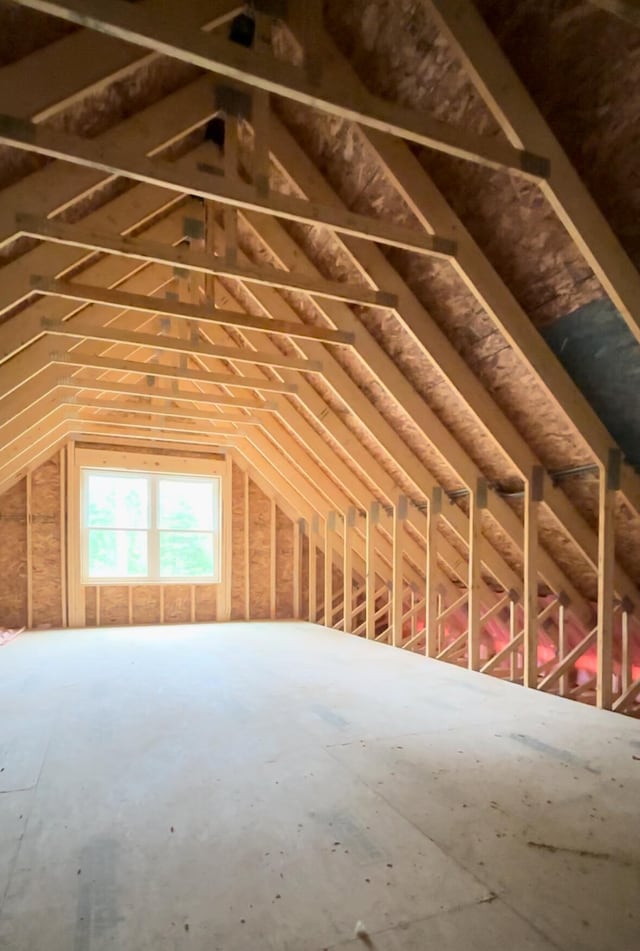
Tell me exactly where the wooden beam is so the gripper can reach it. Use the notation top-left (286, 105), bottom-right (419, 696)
top-left (343, 507), bottom-right (355, 633)
top-left (9, 0), bottom-right (548, 181)
top-left (425, 488), bottom-right (441, 657)
top-left (426, 0), bottom-right (640, 347)
top-left (66, 396), bottom-right (261, 426)
top-left (44, 319), bottom-right (324, 373)
top-left (244, 468), bottom-right (250, 620)
top-left (621, 600), bottom-right (632, 695)
top-left (468, 479), bottom-right (486, 671)
top-left (29, 276), bottom-right (354, 346)
top-left (309, 515), bottom-right (318, 623)
top-left (0, 117), bottom-right (455, 257)
top-left (59, 445), bottom-right (67, 627)
top-left (524, 466), bottom-right (544, 689)
top-left (60, 378), bottom-right (278, 412)
top-left (16, 213), bottom-right (396, 308)
top-left (300, 27), bottom-right (640, 602)
top-left (597, 450), bottom-right (620, 709)
top-left (0, 0), bottom-right (241, 122)
top-left (50, 353), bottom-right (296, 394)
top-left (270, 497), bottom-right (277, 620)
top-left (558, 595), bottom-right (568, 696)
top-left (26, 470), bottom-right (33, 629)
top-left (538, 628), bottom-right (597, 693)
top-left (324, 511), bottom-right (335, 628)
top-left (293, 518), bottom-right (302, 620)
top-left (365, 502), bottom-right (378, 640)
top-left (391, 497), bottom-right (407, 648)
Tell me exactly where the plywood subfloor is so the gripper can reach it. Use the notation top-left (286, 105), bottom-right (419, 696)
top-left (0, 622), bottom-right (639, 950)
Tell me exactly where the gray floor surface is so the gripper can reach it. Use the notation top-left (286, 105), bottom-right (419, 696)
top-left (0, 621), bottom-right (639, 950)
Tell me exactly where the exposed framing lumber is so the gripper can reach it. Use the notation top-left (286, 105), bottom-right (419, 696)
top-left (425, 488), bottom-right (442, 657)
top-left (293, 518), bottom-right (302, 620)
top-left (0, 0), bottom-right (241, 122)
top-left (538, 628), bottom-right (598, 693)
top-left (467, 480), bottom-right (486, 671)
top-left (481, 598), bottom-right (560, 676)
top-left (26, 470), bottom-right (33, 629)
top-left (0, 83), bottom-right (600, 640)
top-left (66, 396), bottom-right (262, 427)
top-left (16, 213), bottom-right (397, 309)
top-left (244, 468), bottom-right (250, 620)
top-left (426, 0), bottom-right (640, 348)
top-left (44, 319), bottom-right (324, 373)
top-left (29, 277), bottom-right (354, 346)
top-left (0, 67), bottom-right (608, 648)
top-left (343, 507), bottom-right (355, 634)
top-left (308, 515), bottom-right (318, 623)
top-left (301, 25), bottom-right (640, 599)
top-left (597, 450), bottom-right (620, 709)
top-left (391, 497), bottom-right (406, 649)
top-left (524, 467), bottom-right (544, 689)
top-left (270, 497), bottom-right (277, 620)
top-left (324, 511), bottom-right (335, 627)
top-left (59, 445), bottom-right (67, 627)
top-left (10, 0), bottom-right (549, 181)
top-left (60, 379), bottom-right (279, 413)
top-left (0, 117), bottom-right (455, 257)
top-left (365, 503), bottom-right (378, 640)
top-left (0, 35), bottom-right (632, 616)
top-left (49, 353), bottom-right (296, 394)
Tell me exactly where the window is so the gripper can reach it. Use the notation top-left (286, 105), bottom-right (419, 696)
top-left (81, 468), bottom-right (221, 583)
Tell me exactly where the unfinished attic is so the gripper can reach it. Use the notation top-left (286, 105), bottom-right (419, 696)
top-left (1, 1), bottom-right (640, 948)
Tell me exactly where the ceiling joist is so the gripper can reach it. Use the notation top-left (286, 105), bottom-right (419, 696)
top-left (16, 213), bottom-right (398, 309)
top-left (0, 115), bottom-right (455, 257)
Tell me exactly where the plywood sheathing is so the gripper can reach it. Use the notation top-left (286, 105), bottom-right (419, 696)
top-left (132, 583), bottom-right (162, 626)
top-left (275, 506), bottom-right (294, 618)
top-left (248, 478), bottom-right (271, 619)
top-left (266, 10), bottom-right (640, 592)
top-left (0, 50), bottom-right (198, 267)
top-left (270, 27), bottom-right (589, 475)
top-left (477, 0), bottom-right (640, 272)
top-left (99, 585), bottom-right (129, 626)
top-left (322, 0), bottom-right (604, 324)
top-left (0, 476), bottom-right (27, 627)
top-left (30, 454), bottom-right (62, 627)
top-left (231, 460), bottom-right (247, 620)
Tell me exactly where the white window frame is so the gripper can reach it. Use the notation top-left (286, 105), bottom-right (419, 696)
top-left (80, 464), bottom-right (223, 586)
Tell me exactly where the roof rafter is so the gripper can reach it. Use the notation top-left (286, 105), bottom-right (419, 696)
top-left (16, 213), bottom-right (397, 309)
top-left (9, 0), bottom-right (549, 180)
top-left (0, 115), bottom-right (455, 258)
top-left (30, 277), bottom-right (354, 346)
top-left (426, 0), bottom-right (640, 350)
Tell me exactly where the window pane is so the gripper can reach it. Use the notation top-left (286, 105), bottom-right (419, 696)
top-left (157, 479), bottom-right (216, 531)
top-left (88, 529), bottom-right (148, 578)
top-left (86, 473), bottom-right (148, 529)
top-left (159, 532), bottom-right (214, 578)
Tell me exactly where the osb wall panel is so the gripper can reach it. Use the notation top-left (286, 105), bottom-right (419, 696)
top-left (30, 456), bottom-right (62, 628)
top-left (230, 461), bottom-right (246, 621)
top-left (99, 586), bottom-right (129, 627)
top-left (0, 477), bottom-right (27, 627)
top-left (0, 449), bottom-right (301, 629)
top-left (163, 585), bottom-right (192, 624)
top-left (195, 585), bottom-right (216, 623)
top-left (132, 585), bottom-right (161, 626)
top-left (275, 506), bottom-right (294, 618)
top-left (248, 479), bottom-right (271, 619)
